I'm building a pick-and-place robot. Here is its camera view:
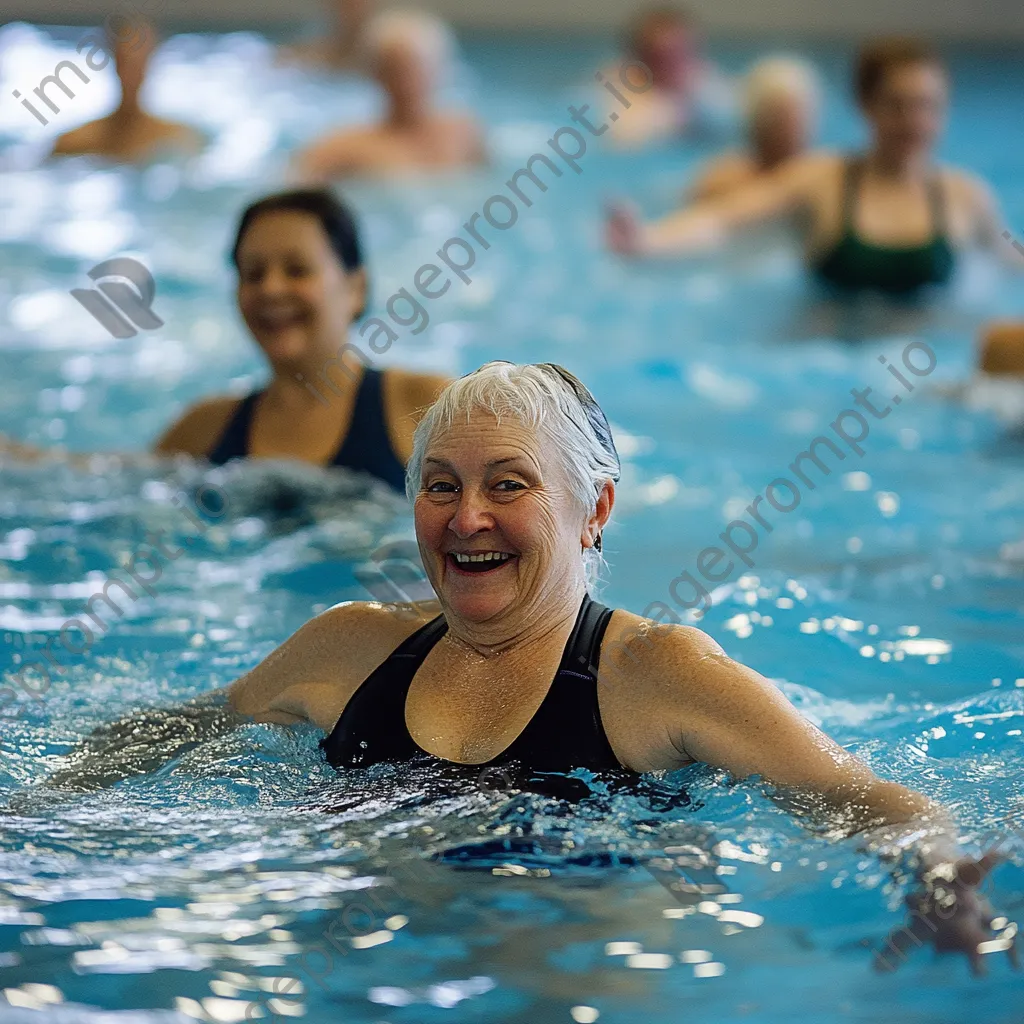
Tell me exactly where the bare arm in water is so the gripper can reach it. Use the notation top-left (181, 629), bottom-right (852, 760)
top-left (607, 616), bottom-right (1019, 974)
top-left (606, 152), bottom-right (825, 256)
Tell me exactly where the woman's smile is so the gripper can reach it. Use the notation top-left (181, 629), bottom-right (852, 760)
top-left (447, 550), bottom-right (519, 575)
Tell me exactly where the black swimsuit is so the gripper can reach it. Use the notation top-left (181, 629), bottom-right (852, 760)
top-left (206, 368), bottom-right (407, 492)
top-left (321, 594), bottom-right (626, 776)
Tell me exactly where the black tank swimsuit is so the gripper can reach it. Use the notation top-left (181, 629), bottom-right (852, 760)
top-left (206, 368), bottom-right (407, 492)
top-left (320, 594), bottom-right (627, 780)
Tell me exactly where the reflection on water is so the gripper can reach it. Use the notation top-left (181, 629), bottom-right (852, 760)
top-left (0, 25), bottom-right (1023, 1024)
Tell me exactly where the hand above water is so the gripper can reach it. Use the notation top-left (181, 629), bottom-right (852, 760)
top-left (875, 851), bottom-right (1019, 975)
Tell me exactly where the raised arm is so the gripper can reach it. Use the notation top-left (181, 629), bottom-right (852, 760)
top-left (607, 152), bottom-right (826, 257)
top-left (628, 622), bottom-right (1016, 972)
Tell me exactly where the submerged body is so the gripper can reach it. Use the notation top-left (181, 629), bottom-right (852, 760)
top-left (294, 10), bottom-right (485, 181)
top-left (51, 19), bottom-right (203, 163)
top-left (609, 39), bottom-right (1011, 296)
top-left (39, 361), bottom-right (1018, 973)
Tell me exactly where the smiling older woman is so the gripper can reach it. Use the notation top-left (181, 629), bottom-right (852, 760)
top-left (42, 362), bottom-right (1015, 973)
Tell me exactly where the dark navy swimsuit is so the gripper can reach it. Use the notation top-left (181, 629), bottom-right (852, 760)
top-left (321, 594), bottom-right (627, 777)
top-left (206, 368), bottom-right (407, 492)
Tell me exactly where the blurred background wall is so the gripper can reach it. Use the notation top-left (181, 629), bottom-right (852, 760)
top-left (2, 0), bottom-right (1024, 40)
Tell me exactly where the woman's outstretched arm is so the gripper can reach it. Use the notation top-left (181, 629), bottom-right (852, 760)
top-left (630, 623), bottom-right (1018, 973)
top-left (606, 151), bottom-right (828, 257)
top-left (35, 601), bottom-right (427, 794)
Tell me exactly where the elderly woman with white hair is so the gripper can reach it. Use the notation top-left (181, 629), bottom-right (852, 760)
top-left (687, 56), bottom-right (818, 204)
top-left (45, 361), bottom-right (1014, 972)
top-left (293, 8), bottom-right (485, 180)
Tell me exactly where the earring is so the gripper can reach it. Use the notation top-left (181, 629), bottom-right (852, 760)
top-left (594, 533), bottom-right (603, 553)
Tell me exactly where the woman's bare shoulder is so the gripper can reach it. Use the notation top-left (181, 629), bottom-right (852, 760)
top-left (601, 609), bottom-right (724, 686)
top-left (153, 395), bottom-right (242, 457)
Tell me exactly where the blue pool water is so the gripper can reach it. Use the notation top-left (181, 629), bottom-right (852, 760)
top-left (1, 24), bottom-right (1023, 1024)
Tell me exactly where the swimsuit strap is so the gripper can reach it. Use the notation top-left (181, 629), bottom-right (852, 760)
top-left (498, 593), bottom-right (621, 772)
top-left (206, 391), bottom-right (264, 466)
top-left (332, 368), bottom-right (407, 492)
top-left (839, 156), bottom-right (864, 234)
top-left (927, 170), bottom-right (948, 239)
top-left (844, 156), bottom-right (948, 241)
top-left (320, 613), bottom-right (448, 768)
top-left (320, 595), bottom-right (622, 773)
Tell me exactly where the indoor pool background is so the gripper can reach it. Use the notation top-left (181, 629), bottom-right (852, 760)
top-left (0, 21), bottom-right (1023, 1024)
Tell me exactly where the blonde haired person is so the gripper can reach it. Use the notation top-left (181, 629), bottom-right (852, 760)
top-left (688, 56), bottom-right (819, 204)
top-left (609, 39), bottom-right (1015, 297)
top-left (293, 9), bottom-right (485, 180)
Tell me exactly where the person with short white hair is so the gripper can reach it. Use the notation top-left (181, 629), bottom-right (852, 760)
top-left (686, 56), bottom-right (819, 204)
top-left (293, 8), bottom-right (485, 180)
top-left (47, 360), bottom-right (1015, 974)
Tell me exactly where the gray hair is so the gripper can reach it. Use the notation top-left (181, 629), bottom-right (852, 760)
top-left (361, 8), bottom-right (455, 78)
top-left (744, 55), bottom-right (820, 124)
top-left (406, 362), bottom-right (620, 586)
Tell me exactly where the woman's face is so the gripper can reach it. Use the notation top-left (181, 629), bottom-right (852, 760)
top-left (864, 62), bottom-right (948, 162)
top-left (414, 409), bottom-right (598, 626)
top-left (235, 210), bottom-right (365, 367)
top-left (751, 93), bottom-right (813, 165)
top-left (636, 21), bottom-right (698, 93)
top-left (377, 42), bottom-right (433, 110)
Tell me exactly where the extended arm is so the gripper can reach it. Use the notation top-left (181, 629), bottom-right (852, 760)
top-left (607, 153), bottom-right (823, 257)
top-left (640, 624), bottom-right (1016, 972)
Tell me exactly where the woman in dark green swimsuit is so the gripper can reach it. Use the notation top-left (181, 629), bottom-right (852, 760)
top-left (607, 38), bottom-right (1014, 295)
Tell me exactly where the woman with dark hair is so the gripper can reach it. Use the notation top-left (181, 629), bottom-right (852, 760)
top-left (1, 189), bottom-right (449, 492)
top-left (608, 38), bottom-right (1015, 296)
top-left (153, 188), bottom-right (449, 491)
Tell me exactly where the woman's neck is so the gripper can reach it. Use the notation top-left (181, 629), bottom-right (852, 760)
top-left (442, 582), bottom-right (588, 662)
top-left (386, 98), bottom-right (432, 131)
top-left (268, 341), bottom-right (365, 409)
top-left (865, 147), bottom-right (930, 180)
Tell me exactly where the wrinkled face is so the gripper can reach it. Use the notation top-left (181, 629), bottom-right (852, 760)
top-left (377, 41), bottom-right (433, 107)
top-left (752, 93), bottom-right (813, 163)
top-left (863, 62), bottom-right (948, 161)
top-left (636, 21), bottom-right (698, 92)
top-left (235, 211), bottom-right (364, 366)
top-left (414, 410), bottom-right (590, 625)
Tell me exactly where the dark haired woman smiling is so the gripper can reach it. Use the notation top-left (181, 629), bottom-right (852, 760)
top-left (155, 189), bottom-right (449, 491)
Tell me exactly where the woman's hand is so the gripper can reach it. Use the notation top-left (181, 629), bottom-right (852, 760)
top-left (876, 851), bottom-right (1019, 975)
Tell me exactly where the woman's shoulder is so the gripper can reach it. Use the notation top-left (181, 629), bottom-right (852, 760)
top-left (601, 608), bottom-right (725, 685)
top-left (382, 368), bottom-right (451, 414)
top-left (310, 599), bottom-right (443, 676)
top-left (153, 394), bottom-right (245, 457)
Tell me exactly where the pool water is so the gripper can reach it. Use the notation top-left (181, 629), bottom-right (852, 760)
top-left (1, 24), bottom-right (1023, 1024)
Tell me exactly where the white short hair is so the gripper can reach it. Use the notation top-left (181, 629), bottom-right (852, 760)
top-left (362, 8), bottom-right (455, 77)
top-left (744, 56), bottom-right (820, 124)
top-left (407, 362), bottom-right (620, 587)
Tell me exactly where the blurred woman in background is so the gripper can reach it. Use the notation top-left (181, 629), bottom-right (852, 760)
top-left (687, 56), bottom-right (818, 204)
top-left (50, 18), bottom-right (203, 163)
top-left (293, 9), bottom-right (485, 180)
top-left (155, 189), bottom-right (449, 491)
top-left (608, 38), bottom-right (1012, 297)
top-left (1, 190), bottom-right (449, 493)
top-left (280, 0), bottom-right (378, 71)
top-left (607, 5), bottom-right (734, 148)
